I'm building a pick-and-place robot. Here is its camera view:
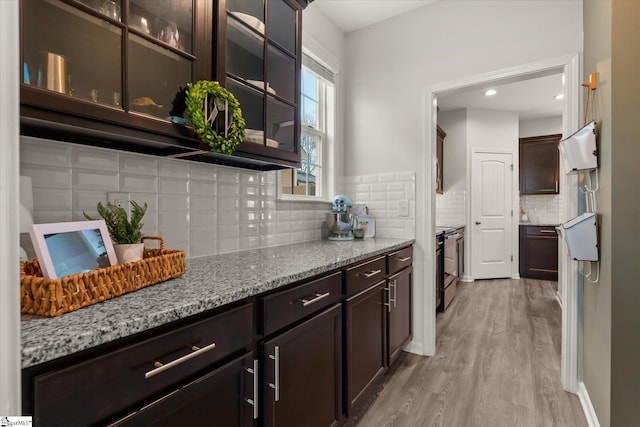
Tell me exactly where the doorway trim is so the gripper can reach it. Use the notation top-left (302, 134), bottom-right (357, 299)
top-left (421, 53), bottom-right (581, 393)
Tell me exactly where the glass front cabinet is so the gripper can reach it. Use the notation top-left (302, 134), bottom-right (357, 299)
top-left (20, 0), bottom-right (307, 169)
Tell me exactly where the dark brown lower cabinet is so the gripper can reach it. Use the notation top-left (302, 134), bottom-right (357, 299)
top-left (345, 281), bottom-right (387, 416)
top-left (519, 225), bottom-right (559, 280)
top-left (387, 266), bottom-right (412, 366)
top-left (262, 304), bottom-right (342, 427)
top-left (110, 353), bottom-right (256, 426)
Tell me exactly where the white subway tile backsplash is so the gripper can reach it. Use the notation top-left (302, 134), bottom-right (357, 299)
top-left (119, 173), bottom-right (157, 193)
top-left (191, 211), bottom-right (216, 227)
top-left (21, 137), bottom-right (71, 167)
top-left (158, 159), bottom-right (189, 178)
top-left (189, 163), bottom-right (216, 181)
top-left (73, 169), bottom-right (118, 190)
top-left (72, 147), bottom-right (118, 171)
top-left (32, 188), bottom-right (72, 212)
top-left (159, 194), bottom-right (189, 211)
top-left (158, 211), bottom-right (189, 228)
top-left (120, 155), bottom-right (157, 176)
top-left (22, 165), bottom-right (72, 189)
top-left (519, 194), bottom-right (562, 225)
top-left (190, 179), bottom-right (216, 196)
top-left (344, 171), bottom-right (416, 239)
top-left (159, 177), bottom-right (189, 195)
top-left (72, 190), bottom-right (105, 212)
top-left (20, 137), bottom-right (353, 259)
top-left (190, 196), bottom-right (215, 212)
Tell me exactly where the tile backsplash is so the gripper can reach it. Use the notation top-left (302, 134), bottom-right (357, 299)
top-left (435, 190), bottom-right (466, 226)
top-left (343, 171), bottom-right (416, 238)
top-left (519, 194), bottom-right (562, 225)
top-left (20, 137), bottom-right (330, 257)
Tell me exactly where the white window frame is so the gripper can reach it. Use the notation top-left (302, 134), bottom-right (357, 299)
top-left (278, 52), bottom-right (336, 203)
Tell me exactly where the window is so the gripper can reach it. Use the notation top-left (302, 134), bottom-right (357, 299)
top-left (279, 53), bottom-right (335, 200)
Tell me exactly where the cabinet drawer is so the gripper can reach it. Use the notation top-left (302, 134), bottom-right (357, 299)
top-left (345, 256), bottom-right (386, 296)
top-left (262, 271), bottom-right (342, 336)
top-left (33, 303), bottom-right (253, 427)
top-left (387, 246), bottom-right (413, 275)
top-left (525, 225), bottom-right (559, 236)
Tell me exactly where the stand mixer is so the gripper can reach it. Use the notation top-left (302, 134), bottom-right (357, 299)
top-left (325, 195), bottom-right (354, 241)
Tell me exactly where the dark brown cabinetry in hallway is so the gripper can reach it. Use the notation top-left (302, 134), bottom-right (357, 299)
top-left (519, 225), bottom-right (559, 280)
top-left (519, 134), bottom-right (561, 194)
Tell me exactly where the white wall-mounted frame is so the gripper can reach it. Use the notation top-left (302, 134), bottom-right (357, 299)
top-left (422, 53), bottom-right (581, 394)
top-left (30, 220), bottom-right (117, 279)
top-left (0, 0), bottom-right (21, 414)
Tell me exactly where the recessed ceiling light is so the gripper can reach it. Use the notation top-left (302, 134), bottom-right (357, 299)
top-left (554, 93), bottom-right (565, 100)
top-left (484, 89), bottom-right (497, 97)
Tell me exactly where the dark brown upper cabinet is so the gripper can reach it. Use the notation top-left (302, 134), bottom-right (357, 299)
top-left (519, 134), bottom-right (561, 195)
top-left (19, 0), bottom-right (307, 170)
top-left (215, 0), bottom-right (302, 168)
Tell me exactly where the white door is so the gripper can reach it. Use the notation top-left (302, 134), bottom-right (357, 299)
top-left (471, 151), bottom-right (513, 279)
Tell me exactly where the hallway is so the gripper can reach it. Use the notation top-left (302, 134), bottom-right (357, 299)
top-left (355, 278), bottom-right (588, 426)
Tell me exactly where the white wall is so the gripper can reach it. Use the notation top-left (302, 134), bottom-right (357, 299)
top-left (519, 116), bottom-right (563, 138)
top-left (343, 0), bottom-right (582, 353)
top-left (437, 109), bottom-right (467, 192)
top-left (0, 0), bottom-right (20, 414)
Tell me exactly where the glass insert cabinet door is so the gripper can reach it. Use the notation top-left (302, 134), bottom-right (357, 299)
top-left (22, 0), bottom-right (195, 122)
top-left (224, 0), bottom-right (299, 154)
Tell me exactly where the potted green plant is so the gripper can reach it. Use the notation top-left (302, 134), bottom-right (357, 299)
top-left (84, 200), bottom-right (148, 264)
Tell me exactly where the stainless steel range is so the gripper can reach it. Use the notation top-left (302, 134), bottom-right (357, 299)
top-left (436, 226), bottom-right (464, 311)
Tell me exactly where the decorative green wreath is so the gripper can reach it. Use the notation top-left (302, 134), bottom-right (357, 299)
top-left (185, 80), bottom-right (246, 155)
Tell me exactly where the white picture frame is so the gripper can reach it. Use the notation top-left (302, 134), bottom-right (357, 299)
top-left (29, 220), bottom-right (117, 279)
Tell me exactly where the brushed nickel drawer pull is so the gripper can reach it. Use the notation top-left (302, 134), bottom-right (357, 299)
top-left (245, 359), bottom-right (259, 419)
top-left (359, 269), bottom-right (382, 278)
top-left (300, 292), bottom-right (330, 307)
top-left (268, 346), bottom-right (280, 402)
top-left (540, 230), bottom-right (557, 234)
top-left (145, 342), bottom-right (217, 379)
top-left (397, 256), bottom-right (412, 262)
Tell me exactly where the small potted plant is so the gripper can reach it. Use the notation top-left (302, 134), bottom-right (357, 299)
top-left (84, 200), bottom-right (148, 264)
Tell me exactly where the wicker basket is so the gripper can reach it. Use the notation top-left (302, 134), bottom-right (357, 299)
top-left (20, 236), bottom-right (186, 317)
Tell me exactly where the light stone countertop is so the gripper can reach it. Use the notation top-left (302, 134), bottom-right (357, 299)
top-left (21, 238), bottom-right (414, 369)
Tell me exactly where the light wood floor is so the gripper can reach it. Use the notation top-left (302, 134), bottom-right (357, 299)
top-left (354, 278), bottom-right (588, 427)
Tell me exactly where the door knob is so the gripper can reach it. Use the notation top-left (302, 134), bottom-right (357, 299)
top-left (475, 221), bottom-right (481, 225)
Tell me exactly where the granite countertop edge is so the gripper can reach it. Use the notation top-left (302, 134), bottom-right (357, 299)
top-left (21, 237), bottom-right (414, 369)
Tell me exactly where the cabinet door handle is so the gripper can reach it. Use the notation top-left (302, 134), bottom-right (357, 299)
top-left (397, 256), bottom-right (412, 262)
top-left (245, 359), bottom-right (259, 419)
top-left (359, 269), bottom-right (382, 278)
top-left (556, 180), bottom-right (559, 193)
top-left (393, 279), bottom-right (397, 308)
top-left (268, 346), bottom-right (280, 402)
top-left (384, 287), bottom-right (392, 313)
top-left (145, 342), bottom-right (216, 379)
top-left (300, 292), bottom-right (330, 307)
top-left (540, 230), bottom-right (557, 234)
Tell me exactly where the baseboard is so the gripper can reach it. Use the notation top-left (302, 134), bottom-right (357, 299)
top-left (405, 340), bottom-right (426, 356)
top-left (577, 381), bottom-right (601, 427)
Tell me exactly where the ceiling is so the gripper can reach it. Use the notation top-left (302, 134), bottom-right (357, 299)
top-left (310, 0), bottom-right (564, 121)
top-left (437, 73), bottom-right (565, 120)
top-left (313, 0), bottom-right (435, 34)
